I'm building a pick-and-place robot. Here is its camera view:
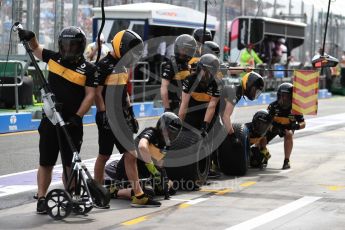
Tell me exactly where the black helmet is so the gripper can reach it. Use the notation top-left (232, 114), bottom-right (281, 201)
top-left (174, 34), bottom-right (197, 62)
top-left (196, 54), bottom-right (220, 83)
top-left (277, 83), bottom-right (293, 109)
top-left (202, 41), bottom-right (220, 57)
top-left (156, 112), bottom-right (182, 146)
top-left (192, 28), bottom-right (213, 43)
top-left (242, 72), bottom-right (264, 100)
top-left (112, 30), bottom-right (144, 65)
top-left (252, 109), bottom-right (272, 137)
top-left (58, 26), bottom-right (86, 62)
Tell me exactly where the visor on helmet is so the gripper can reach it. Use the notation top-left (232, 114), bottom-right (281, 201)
top-left (60, 39), bottom-right (84, 62)
top-left (278, 92), bottom-right (292, 109)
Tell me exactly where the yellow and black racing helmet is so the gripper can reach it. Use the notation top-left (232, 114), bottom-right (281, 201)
top-left (242, 72), bottom-right (264, 100)
top-left (112, 30), bottom-right (144, 64)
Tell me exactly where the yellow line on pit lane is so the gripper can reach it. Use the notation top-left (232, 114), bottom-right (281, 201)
top-left (200, 188), bottom-right (233, 195)
top-left (0, 130), bottom-right (38, 136)
top-left (240, 181), bottom-right (257, 187)
top-left (319, 184), bottom-right (345, 191)
top-left (121, 215), bottom-right (149, 226)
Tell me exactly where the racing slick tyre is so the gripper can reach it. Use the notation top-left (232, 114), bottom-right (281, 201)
top-left (216, 123), bottom-right (250, 176)
top-left (165, 129), bottom-right (211, 190)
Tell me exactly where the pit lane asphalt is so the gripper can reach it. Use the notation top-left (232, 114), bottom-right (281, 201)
top-left (0, 96), bottom-right (345, 229)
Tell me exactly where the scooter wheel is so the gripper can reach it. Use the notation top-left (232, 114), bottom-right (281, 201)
top-left (45, 189), bottom-right (73, 220)
top-left (71, 185), bottom-right (93, 215)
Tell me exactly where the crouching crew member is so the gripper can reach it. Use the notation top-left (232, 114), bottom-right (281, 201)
top-left (260, 83), bottom-right (306, 169)
top-left (108, 112), bottom-right (182, 199)
top-left (246, 109), bottom-right (273, 168)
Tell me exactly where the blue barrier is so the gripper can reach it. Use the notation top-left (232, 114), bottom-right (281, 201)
top-left (0, 112), bottom-right (36, 133)
top-left (0, 90), bottom-right (333, 134)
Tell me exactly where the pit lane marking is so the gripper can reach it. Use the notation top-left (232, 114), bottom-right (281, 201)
top-left (0, 130), bottom-right (38, 137)
top-left (200, 188), bottom-right (233, 195)
top-left (178, 198), bottom-right (209, 209)
top-left (121, 215), bottom-right (149, 226)
top-left (319, 184), bottom-right (345, 191)
top-left (240, 181), bottom-right (257, 187)
top-left (224, 196), bottom-right (322, 230)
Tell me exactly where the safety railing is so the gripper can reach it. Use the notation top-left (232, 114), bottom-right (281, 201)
top-left (129, 61), bottom-right (150, 102)
top-left (0, 60), bottom-right (26, 112)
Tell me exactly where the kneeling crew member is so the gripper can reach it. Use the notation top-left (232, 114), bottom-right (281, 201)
top-left (110, 112), bottom-right (182, 199)
top-left (246, 109), bottom-right (272, 168)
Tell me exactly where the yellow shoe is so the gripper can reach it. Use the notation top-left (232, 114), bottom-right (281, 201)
top-left (131, 194), bottom-right (161, 208)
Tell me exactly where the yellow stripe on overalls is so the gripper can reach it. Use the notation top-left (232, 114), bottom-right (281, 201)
top-left (104, 73), bottom-right (128, 85)
top-left (273, 116), bottom-right (291, 125)
top-left (48, 59), bottom-right (86, 86)
top-left (191, 92), bottom-right (211, 102)
top-left (174, 70), bottom-right (190, 80)
top-left (148, 144), bottom-right (165, 161)
top-left (188, 57), bottom-right (200, 66)
top-left (217, 71), bottom-right (224, 79)
top-left (250, 137), bottom-right (263, 145)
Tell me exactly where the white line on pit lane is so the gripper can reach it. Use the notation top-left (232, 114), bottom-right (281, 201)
top-left (0, 154), bottom-right (122, 198)
top-left (224, 196), bottom-right (321, 230)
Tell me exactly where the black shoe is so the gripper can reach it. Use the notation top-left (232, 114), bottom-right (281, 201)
top-left (143, 185), bottom-right (155, 198)
top-left (131, 194), bottom-right (161, 208)
top-left (282, 159), bottom-right (291, 170)
top-left (36, 197), bottom-right (47, 214)
top-left (208, 169), bottom-right (221, 179)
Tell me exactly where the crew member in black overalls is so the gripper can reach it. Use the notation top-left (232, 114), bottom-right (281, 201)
top-left (161, 34), bottom-right (197, 113)
top-left (219, 72), bottom-right (265, 143)
top-left (18, 26), bottom-right (97, 214)
top-left (94, 29), bottom-right (160, 207)
top-left (246, 109), bottom-right (273, 168)
top-left (179, 54), bottom-right (221, 135)
top-left (260, 83), bottom-right (306, 169)
top-left (106, 112), bottom-right (182, 199)
top-left (189, 28), bottom-right (213, 71)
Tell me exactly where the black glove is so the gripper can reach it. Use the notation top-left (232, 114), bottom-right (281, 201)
top-left (127, 106), bottom-right (139, 134)
top-left (200, 121), bottom-right (210, 138)
top-left (229, 133), bottom-right (241, 146)
top-left (18, 29), bottom-right (35, 42)
top-left (96, 111), bottom-right (111, 130)
top-left (289, 121), bottom-right (300, 131)
top-left (68, 114), bottom-right (82, 128)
